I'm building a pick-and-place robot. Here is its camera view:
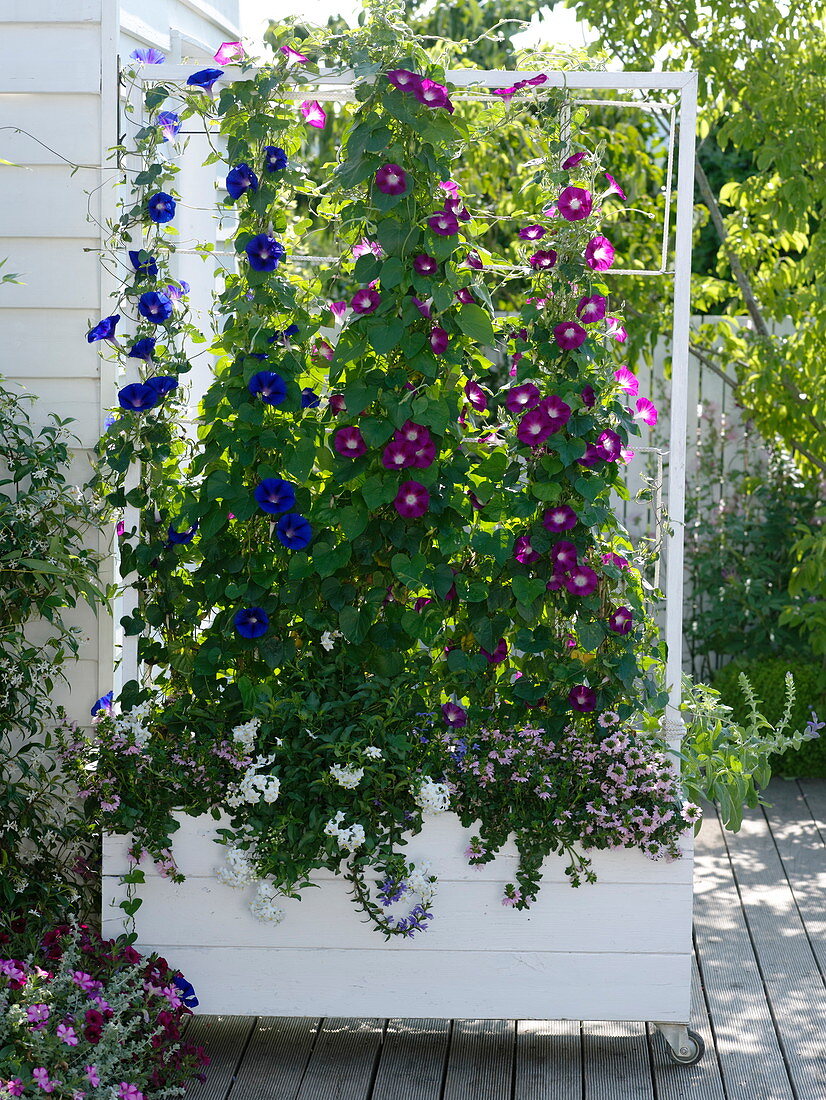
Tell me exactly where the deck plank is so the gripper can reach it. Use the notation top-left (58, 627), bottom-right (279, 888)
top-left (514, 1019), bottom-right (582, 1100)
top-left (582, 1021), bottom-right (654, 1100)
top-left (296, 1018), bottom-right (383, 1100)
top-left (227, 1017), bottom-right (320, 1099)
top-left (798, 778), bottom-right (826, 844)
top-left (371, 1018), bottom-right (450, 1100)
top-left (442, 1018), bottom-right (515, 1100)
top-left (648, 958), bottom-right (726, 1100)
top-left (183, 1015), bottom-right (256, 1100)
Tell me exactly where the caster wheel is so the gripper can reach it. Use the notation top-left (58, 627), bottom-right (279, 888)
top-left (666, 1028), bottom-right (705, 1066)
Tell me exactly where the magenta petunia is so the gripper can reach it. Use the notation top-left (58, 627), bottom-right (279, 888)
top-left (529, 249), bottom-right (558, 270)
top-left (562, 150), bottom-right (588, 170)
top-left (351, 288), bottom-right (381, 314)
top-left (518, 224), bottom-right (546, 241)
top-left (464, 380), bottom-right (488, 410)
top-left (550, 540), bottom-right (578, 570)
top-left (596, 429), bottom-right (623, 461)
top-left (607, 318), bottom-right (628, 342)
top-left (414, 78), bottom-right (453, 112)
top-left (576, 295), bottom-right (607, 324)
top-left (386, 69), bottom-right (423, 92)
top-left (514, 535), bottom-right (541, 564)
top-left (442, 701), bottom-right (468, 727)
top-left (465, 250), bottom-right (483, 269)
top-left (428, 210), bottom-right (460, 236)
top-left (481, 638), bottom-right (508, 664)
top-left (614, 366), bottom-right (639, 396)
top-left (569, 684), bottom-right (597, 712)
top-left (540, 395), bottom-right (572, 432)
top-left (394, 480), bottom-right (430, 518)
top-left (608, 606), bottom-right (634, 635)
top-left (455, 287), bottom-right (475, 304)
top-left (300, 100), bottom-right (326, 128)
top-left (605, 173), bottom-right (626, 200)
top-left (413, 253), bottom-right (438, 275)
top-left (565, 565), bottom-right (599, 596)
top-left (334, 426), bottom-right (367, 458)
top-left (543, 504), bottom-right (577, 533)
top-left (635, 397), bottom-right (658, 426)
top-left (430, 326), bottom-right (449, 354)
top-left (516, 407), bottom-right (555, 447)
top-left (505, 383), bottom-right (541, 414)
top-left (554, 321), bottom-right (587, 350)
top-left (584, 236), bottom-right (615, 271)
top-left (382, 438), bottom-right (415, 470)
top-left (375, 163), bottom-right (408, 196)
top-left (557, 185), bottom-right (593, 221)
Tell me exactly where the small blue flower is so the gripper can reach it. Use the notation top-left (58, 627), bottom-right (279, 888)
top-left (165, 281), bottom-right (189, 301)
top-left (254, 478), bottom-right (296, 515)
top-left (269, 324), bottom-right (300, 345)
top-left (234, 607), bottom-right (270, 639)
top-left (128, 337), bottom-right (156, 361)
top-left (301, 387), bottom-right (320, 408)
top-left (263, 146), bottom-right (288, 172)
top-left (130, 48), bottom-right (166, 64)
top-left (226, 163), bottom-right (259, 200)
top-left (128, 250), bottom-right (158, 279)
top-left (186, 68), bottom-right (224, 91)
top-left (118, 383), bottom-right (159, 411)
top-left (248, 370), bottom-right (287, 405)
top-left (145, 375), bottom-right (178, 397)
top-left (147, 192), bottom-right (176, 224)
top-left (172, 974), bottom-right (199, 1008)
top-left (168, 521), bottom-right (198, 544)
top-left (249, 352), bottom-right (268, 361)
top-left (245, 234), bottom-right (285, 272)
top-left (276, 513), bottom-right (312, 550)
top-left (157, 111), bottom-right (181, 141)
top-left (91, 691), bottom-right (114, 716)
top-left (138, 291), bottom-right (173, 324)
top-left (87, 315), bottom-right (120, 343)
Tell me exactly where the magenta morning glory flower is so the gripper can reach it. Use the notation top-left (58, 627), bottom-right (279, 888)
top-left (334, 426), bottom-right (367, 458)
top-left (413, 253), bottom-right (438, 275)
top-left (607, 318), bottom-right (628, 342)
top-left (138, 291), bottom-right (173, 324)
top-left (565, 565), bottom-right (599, 596)
top-left (614, 366), bottom-right (639, 396)
top-left (382, 439), bottom-right (415, 470)
top-left (505, 383), bottom-right (540, 414)
top-left (226, 163), bottom-right (259, 199)
top-left (557, 185), bottom-right (593, 221)
top-left (442, 702), bottom-right (468, 727)
top-left (481, 638), bottom-right (508, 665)
top-left (465, 380), bottom-right (487, 410)
top-left (443, 193), bottom-right (470, 221)
top-left (386, 69), bottom-right (423, 92)
top-left (214, 41), bottom-right (244, 63)
top-left (300, 100), bottom-right (326, 128)
top-left (352, 238), bottom-right (383, 259)
top-left (279, 44), bottom-right (307, 65)
top-left (131, 48), bottom-right (165, 63)
top-left (234, 607), bottom-right (269, 638)
top-left (411, 296), bottom-right (432, 319)
top-left (351, 288), bottom-right (381, 314)
top-left (414, 79), bottom-right (453, 112)
top-left (313, 339), bottom-right (334, 361)
top-left (439, 179), bottom-right (459, 196)
top-left (602, 551), bottom-right (629, 570)
top-left (465, 250), bottom-right (483, 269)
top-left (554, 321), bottom-right (587, 350)
top-left (410, 438), bottom-right (436, 468)
top-left (375, 164), bottom-right (408, 195)
top-left (543, 504), bottom-right (577, 532)
top-left (596, 429), bottom-right (622, 461)
top-left (550, 540), bottom-right (578, 570)
top-left (430, 326), bottom-right (449, 354)
top-left (585, 236), bottom-right (615, 271)
top-left (394, 481), bottom-right (430, 518)
top-left (516, 407), bottom-right (555, 447)
top-left (576, 295), bottom-right (607, 324)
top-left (569, 684), bottom-right (597, 712)
top-left (276, 513), bottom-right (312, 549)
top-left (562, 150), bottom-right (588, 170)
top-left (605, 173), bottom-right (626, 200)
top-left (186, 68), bottom-right (223, 92)
top-left (117, 383), bottom-right (158, 411)
top-left (608, 606), bottom-right (634, 634)
top-left (529, 249), bottom-right (557, 270)
top-left (245, 234), bottom-right (285, 272)
top-left (147, 191), bottom-right (175, 223)
top-left (518, 224), bottom-right (546, 241)
top-left (254, 478), bottom-right (296, 514)
top-left (428, 211), bottom-right (460, 236)
top-left (541, 395), bottom-right (572, 432)
top-left (329, 393), bottom-right (346, 414)
top-left (514, 535), bottom-right (541, 564)
top-left (157, 111), bottom-right (180, 142)
top-left (87, 315), bottom-right (120, 344)
top-left (455, 288), bottom-right (475, 304)
top-left (581, 385), bottom-right (596, 407)
top-left (264, 146), bottom-right (288, 172)
top-left (329, 300), bottom-right (348, 319)
top-left (395, 421), bottom-right (431, 447)
top-left (578, 444), bottom-right (605, 468)
top-left (635, 397), bottom-right (658, 426)
top-left (248, 371), bottom-right (287, 405)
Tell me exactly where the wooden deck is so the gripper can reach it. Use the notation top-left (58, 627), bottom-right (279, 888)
top-left (184, 778), bottom-right (825, 1099)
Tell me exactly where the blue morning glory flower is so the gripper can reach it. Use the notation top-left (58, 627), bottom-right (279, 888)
top-left (248, 370), bottom-right (287, 405)
top-left (118, 383), bottom-right (159, 411)
top-left (301, 387), bottom-right (320, 408)
top-left (91, 691), bottom-right (114, 716)
top-left (128, 250), bottom-right (158, 278)
top-left (128, 337), bottom-right (156, 360)
top-left (226, 163), bottom-right (259, 199)
top-left (234, 607), bottom-right (269, 639)
top-left (157, 111), bottom-right (181, 141)
top-left (147, 192), bottom-right (176, 223)
top-left (276, 513), bottom-right (312, 550)
top-left (186, 68), bottom-right (224, 91)
top-left (87, 315), bottom-right (120, 343)
top-left (130, 48), bottom-right (166, 64)
top-left (138, 291), bottom-right (173, 323)
top-left (254, 478), bottom-right (296, 515)
top-left (249, 352), bottom-right (268, 361)
top-left (263, 146), bottom-right (288, 172)
top-left (172, 974), bottom-right (199, 1008)
top-left (168, 521), bottom-right (198, 544)
top-left (145, 375), bottom-right (178, 397)
top-left (165, 281), bottom-right (189, 300)
top-left (245, 234), bottom-right (285, 272)
top-left (269, 324), bottom-right (299, 344)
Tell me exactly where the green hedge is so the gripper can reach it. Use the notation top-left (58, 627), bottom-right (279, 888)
top-left (711, 658), bottom-right (826, 777)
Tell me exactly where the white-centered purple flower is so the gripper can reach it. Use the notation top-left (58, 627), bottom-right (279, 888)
top-left (430, 326), bottom-right (449, 354)
top-left (465, 380), bottom-right (487, 410)
top-left (352, 238), bottom-right (383, 259)
top-left (382, 438), bottom-right (415, 470)
top-left (245, 234), bottom-right (285, 272)
top-left (300, 100), bottom-right (326, 128)
top-left (605, 172), bottom-right (627, 200)
top-left (279, 44), bottom-right (307, 65)
top-left (481, 638), bottom-right (508, 665)
top-left (562, 150), bottom-right (588, 170)
top-left (395, 421), bottom-right (431, 447)
top-left (576, 294), bottom-right (607, 324)
top-left (634, 397), bottom-right (658, 426)
top-left (334, 426), bottom-right (366, 458)
top-left (514, 535), bottom-right (540, 564)
top-left (569, 684), bottom-right (597, 712)
top-left (596, 428), bottom-right (623, 461)
top-left (565, 564), bottom-right (599, 596)
top-left (127, 337), bottom-right (155, 361)
top-left (607, 318), bottom-right (628, 342)
top-left (131, 48), bottom-right (165, 64)
top-left (442, 702), bottom-right (468, 728)
top-left (443, 193), bottom-right (470, 221)
top-left (578, 443), bottom-right (605, 468)
top-left (465, 250), bottom-right (483, 269)
top-left (529, 249), bottom-right (557, 270)
top-left (410, 438), bottom-right (436, 469)
top-left (375, 163), bottom-right (408, 195)
top-left (414, 78), bottom-right (453, 112)
top-left (543, 504), bottom-right (577, 532)
top-left (550, 540), bottom-right (578, 570)
top-left (254, 478), bottom-right (296, 514)
top-left (411, 296), bottom-right (432, 319)
top-left (413, 253), bottom-right (438, 275)
top-left (137, 291), bottom-right (173, 324)
top-left (386, 69), bottom-right (423, 93)
top-left (234, 607), bottom-right (269, 638)
top-left (505, 383), bottom-right (540, 414)
top-left (517, 407), bottom-right (554, 447)
top-left (557, 185), bottom-right (593, 221)
top-left (145, 375), bottom-right (177, 398)
top-left (87, 315), bottom-right (120, 344)
top-left (226, 163), bottom-right (259, 199)
top-left (455, 287), bottom-right (475, 304)
top-left (614, 366), bottom-right (639, 396)
top-left (394, 480), bottom-right (430, 518)
top-left (301, 387), bottom-right (320, 408)
top-left (351, 288), bottom-right (381, 314)
top-left (541, 395), bottom-right (572, 432)
top-left (147, 192), bottom-right (176, 223)
top-left (608, 606), bottom-right (634, 634)
top-left (518, 224), bottom-right (546, 241)
top-left (164, 280), bottom-right (189, 300)
top-left (263, 146), bottom-right (288, 173)
top-left (215, 41), bottom-right (245, 64)
top-left (428, 210), bottom-right (460, 236)
top-left (554, 321), bottom-right (587, 350)
top-left (156, 111), bottom-right (180, 142)
top-left (584, 235), bottom-right (615, 271)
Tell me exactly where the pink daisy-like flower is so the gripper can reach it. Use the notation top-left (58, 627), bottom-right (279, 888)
top-left (382, 439), bottom-right (415, 470)
top-left (442, 701), bottom-right (468, 727)
top-left (562, 150), bottom-right (588, 170)
top-left (464, 380), bottom-right (488, 410)
top-left (597, 429), bottom-right (623, 461)
top-left (411, 296), bottom-right (432, 319)
top-left (430, 326), bottom-right (449, 354)
top-left (584, 236), bottom-right (615, 271)
top-left (529, 249), bottom-right (557, 270)
top-left (334, 426), bottom-right (367, 458)
top-left (481, 638), bottom-right (508, 664)
top-left (614, 366), bottom-right (639, 396)
top-left (505, 383), bottom-right (540, 414)
top-left (351, 288), bottom-right (381, 314)
top-left (394, 480), bottom-right (430, 518)
top-left (607, 318), bottom-right (628, 342)
top-left (575, 295), bottom-right (607, 324)
top-left (414, 78), bottom-right (453, 112)
top-left (386, 68), bottom-right (422, 92)
top-left (455, 287), bottom-right (475, 304)
top-left (428, 210), bottom-right (460, 236)
top-left (518, 224), bottom-right (546, 241)
top-left (550, 540), bottom-right (578, 571)
top-left (279, 44), bottom-right (307, 65)
top-left (375, 163), bottom-right (408, 196)
top-left (608, 606), bottom-right (634, 634)
top-left (465, 250), bottom-right (483, 269)
top-left (516, 407), bottom-right (554, 447)
top-left (565, 564), bottom-right (599, 596)
top-left (557, 185), bottom-right (593, 221)
top-left (569, 684), bottom-right (597, 712)
top-left (540, 394), bottom-right (572, 432)
top-left (215, 41), bottom-right (245, 64)
top-left (514, 535), bottom-right (541, 564)
top-left (635, 397), bottom-right (658, 426)
top-left (605, 173), bottom-right (626, 200)
top-left (413, 253), bottom-right (438, 275)
top-left (299, 101), bottom-right (326, 128)
top-left (543, 504), bottom-right (577, 532)
top-left (553, 321), bottom-right (587, 350)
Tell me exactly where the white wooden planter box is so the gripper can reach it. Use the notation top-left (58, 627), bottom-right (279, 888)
top-left (103, 812), bottom-right (694, 1022)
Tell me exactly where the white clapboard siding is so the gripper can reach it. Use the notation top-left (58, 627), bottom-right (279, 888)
top-left (0, 312), bottom-right (102, 379)
top-left (0, 239), bottom-right (102, 310)
top-left (1, 166), bottom-right (101, 237)
top-left (4, 2), bottom-right (103, 20)
top-left (0, 94), bottom-right (101, 166)
top-left (0, 25), bottom-right (104, 94)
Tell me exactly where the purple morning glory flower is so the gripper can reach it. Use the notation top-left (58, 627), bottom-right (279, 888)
top-left (585, 236), bottom-right (615, 271)
top-left (505, 383), bottom-right (540, 414)
top-left (464, 380), bottom-right (488, 411)
top-left (430, 326), bottom-right (449, 354)
top-left (481, 639), bottom-right (508, 665)
top-left (413, 253), bottom-right (438, 275)
top-left (245, 234), bottom-right (285, 272)
top-left (557, 186), bottom-right (593, 221)
top-left (581, 385), bottom-right (596, 407)
top-left (87, 315), bottom-right (120, 344)
top-left (518, 224), bottom-right (546, 241)
top-left (263, 146), bottom-right (288, 172)
top-left (131, 48), bottom-right (165, 64)
top-left (540, 395), bottom-right (572, 433)
top-left (128, 250), bottom-right (158, 278)
top-left (254, 478), bottom-right (296, 514)
top-left (145, 375), bottom-right (178, 397)
top-left (608, 606), bottom-right (633, 634)
top-left (565, 564), bottom-right (599, 597)
top-left (414, 79), bottom-right (454, 113)
top-left (395, 421), bottom-right (430, 447)
top-left (248, 370), bottom-right (287, 405)
top-left (186, 68), bottom-right (223, 92)
top-left (562, 151), bottom-right (588, 170)
top-left (300, 101), bottom-right (326, 128)
top-left (394, 481), bottom-right (430, 519)
top-left (569, 684), bottom-right (596, 712)
top-left (165, 281), bottom-right (189, 300)
top-left (276, 513), bottom-right (312, 550)
top-left (157, 111), bottom-right (180, 142)
top-left (543, 504), bottom-right (577, 533)
top-left (138, 291), bottom-right (173, 324)
top-left (215, 41), bottom-right (245, 64)
top-left (576, 295), bottom-right (607, 324)
top-left (550, 540), bottom-right (578, 570)
top-left (226, 163), bottom-right (259, 199)
top-left (168, 521), bottom-right (198, 544)
top-left (442, 702), bottom-right (468, 728)
top-left (607, 318), bottom-right (628, 342)
top-left (410, 438), bottom-right (436, 469)
top-left (382, 439), bottom-right (415, 470)
top-left (334, 426), bottom-right (367, 458)
top-left (578, 444), bottom-right (606, 468)
top-left (428, 210), bottom-right (460, 236)
top-left (351, 288), bottom-right (381, 314)
top-left (465, 250), bottom-right (483, 269)
top-left (128, 337), bottom-right (155, 360)
top-left (528, 249), bottom-right (557, 270)
top-left (386, 69), bottom-right (423, 93)
top-left (411, 296), bottom-right (432, 319)
top-left (554, 321), bottom-right (587, 350)
top-left (455, 288), bottom-right (475, 304)
top-left (517, 407), bottom-right (555, 447)
top-left (443, 194), bottom-right (470, 221)
top-left (234, 607), bottom-right (269, 639)
top-left (147, 192), bottom-right (176, 223)
top-left (117, 383), bottom-right (159, 411)
top-left (514, 535), bottom-right (540, 564)
top-left (375, 164), bottom-right (408, 196)
top-left (279, 45), bottom-right (307, 65)
top-left (301, 387), bottom-right (320, 408)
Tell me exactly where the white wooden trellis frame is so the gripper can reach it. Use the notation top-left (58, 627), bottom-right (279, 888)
top-left (107, 66), bottom-right (700, 1048)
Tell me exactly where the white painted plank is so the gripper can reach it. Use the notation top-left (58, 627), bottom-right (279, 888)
top-left (0, 93), bottom-right (101, 166)
top-left (26, 602), bottom-right (102, 662)
top-left (101, 874), bottom-right (693, 955)
top-left (4, 380), bottom-right (105, 447)
top-left (117, 945), bottom-right (693, 1020)
top-left (3, 2), bottom-right (102, 20)
top-left (0, 312), bottom-right (102, 378)
top-left (49, 658), bottom-right (100, 724)
top-left (0, 26), bottom-right (102, 94)
top-left (0, 166), bottom-right (99, 237)
top-left (0, 239), bottom-right (102, 309)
